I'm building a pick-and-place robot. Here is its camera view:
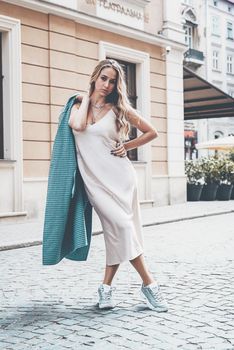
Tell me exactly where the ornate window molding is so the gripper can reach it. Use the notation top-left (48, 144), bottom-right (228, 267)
top-left (0, 15), bottom-right (23, 212)
top-left (182, 7), bottom-right (198, 26)
top-left (99, 41), bottom-right (152, 198)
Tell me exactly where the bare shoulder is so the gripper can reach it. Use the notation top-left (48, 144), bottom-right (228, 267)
top-left (126, 106), bottom-right (141, 125)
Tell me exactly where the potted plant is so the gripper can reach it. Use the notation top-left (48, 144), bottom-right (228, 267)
top-left (185, 159), bottom-right (204, 201)
top-left (200, 156), bottom-right (220, 201)
top-left (216, 156), bottom-right (234, 200)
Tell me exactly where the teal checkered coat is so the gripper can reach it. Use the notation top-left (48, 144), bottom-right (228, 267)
top-left (42, 94), bottom-right (92, 265)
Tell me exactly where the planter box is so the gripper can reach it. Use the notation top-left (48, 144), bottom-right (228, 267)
top-left (231, 185), bottom-right (234, 200)
top-left (216, 184), bottom-right (233, 201)
top-left (200, 183), bottom-right (219, 201)
top-left (187, 184), bottom-right (203, 201)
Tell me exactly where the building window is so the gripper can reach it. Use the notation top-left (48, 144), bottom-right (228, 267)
top-left (227, 55), bottom-right (233, 74)
top-left (0, 33), bottom-right (3, 159)
top-left (0, 16), bottom-right (23, 212)
top-left (183, 0), bottom-right (193, 5)
top-left (228, 6), bottom-right (232, 13)
top-left (184, 25), bottom-right (193, 48)
top-left (213, 0), bottom-right (218, 6)
top-left (212, 15), bottom-right (220, 36)
top-left (0, 20), bottom-right (21, 161)
top-left (227, 22), bottom-right (233, 39)
top-left (107, 57), bottom-right (138, 161)
top-left (212, 50), bottom-right (220, 70)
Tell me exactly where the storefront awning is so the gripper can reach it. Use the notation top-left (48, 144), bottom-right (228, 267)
top-left (183, 67), bottom-right (234, 120)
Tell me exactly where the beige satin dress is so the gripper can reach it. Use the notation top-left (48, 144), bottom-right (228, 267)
top-left (72, 108), bottom-right (144, 265)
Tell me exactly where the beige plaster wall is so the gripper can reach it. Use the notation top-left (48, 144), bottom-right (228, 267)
top-left (0, 2), bottom-right (167, 180)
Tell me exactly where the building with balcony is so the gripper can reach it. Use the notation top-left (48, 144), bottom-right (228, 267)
top-left (204, 0), bottom-right (234, 149)
top-left (181, 0), bottom-right (234, 158)
top-left (0, 0), bottom-right (187, 221)
top-left (182, 1), bottom-right (205, 69)
top-left (184, 48), bottom-right (205, 68)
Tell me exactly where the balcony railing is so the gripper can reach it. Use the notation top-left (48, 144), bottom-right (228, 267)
top-left (184, 48), bottom-right (205, 68)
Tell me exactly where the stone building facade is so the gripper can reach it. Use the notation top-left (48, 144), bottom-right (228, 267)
top-left (182, 0), bottom-right (234, 158)
top-left (0, 0), bottom-right (186, 221)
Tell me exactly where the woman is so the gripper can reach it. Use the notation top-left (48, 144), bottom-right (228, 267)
top-left (69, 59), bottom-right (168, 312)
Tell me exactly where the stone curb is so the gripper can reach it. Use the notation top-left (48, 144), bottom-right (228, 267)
top-left (143, 208), bottom-right (234, 227)
top-left (0, 208), bottom-right (233, 252)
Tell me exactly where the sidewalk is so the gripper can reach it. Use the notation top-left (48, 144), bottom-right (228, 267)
top-left (0, 200), bottom-right (233, 251)
top-left (1, 209), bottom-right (234, 349)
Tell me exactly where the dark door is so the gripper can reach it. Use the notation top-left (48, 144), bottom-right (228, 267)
top-left (107, 58), bottom-right (138, 161)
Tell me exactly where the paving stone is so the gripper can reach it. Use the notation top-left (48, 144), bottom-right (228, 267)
top-left (1, 213), bottom-right (234, 349)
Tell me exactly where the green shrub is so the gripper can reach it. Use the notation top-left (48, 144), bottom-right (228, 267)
top-left (217, 156), bottom-right (234, 184)
top-left (185, 155), bottom-right (234, 185)
top-left (185, 159), bottom-right (203, 185)
top-left (199, 156), bottom-right (221, 184)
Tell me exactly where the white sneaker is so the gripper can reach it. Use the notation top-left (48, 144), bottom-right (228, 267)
top-left (141, 282), bottom-right (168, 312)
top-left (98, 284), bottom-right (116, 309)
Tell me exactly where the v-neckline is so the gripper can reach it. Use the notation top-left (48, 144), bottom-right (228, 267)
top-left (87, 108), bottom-right (113, 127)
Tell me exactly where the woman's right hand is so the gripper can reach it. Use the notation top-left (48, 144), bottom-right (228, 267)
top-left (76, 95), bottom-right (83, 103)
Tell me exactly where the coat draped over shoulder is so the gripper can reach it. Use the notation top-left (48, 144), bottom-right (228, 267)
top-left (42, 94), bottom-right (92, 265)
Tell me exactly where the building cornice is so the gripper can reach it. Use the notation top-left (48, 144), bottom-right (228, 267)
top-left (2, 0), bottom-right (187, 51)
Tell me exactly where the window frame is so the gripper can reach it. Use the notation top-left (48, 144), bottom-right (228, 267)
top-left (99, 41), bottom-right (152, 199)
top-left (211, 15), bottom-right (220, 36)
top-left (0, 15), bottom-right (23, 212)
top-left (227, 21), bottom-right (233, 40)
top-left (227, 54), bottom-right (233, 74)
top-left (212, 50), bottom-right (220, 70)
top-left (184, 24), bottom-right (193, 48)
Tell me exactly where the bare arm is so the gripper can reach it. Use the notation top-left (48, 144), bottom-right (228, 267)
top-left (68, 94), bottom-right (81, 127)
top-left (68, 95), bottom-right (89, 131)
top-left (68, 103), bottom-right (80, 128)
top-left (124, 107), bottom-right (158, 151)
top-left (112, 107), bottom-right (158, 157)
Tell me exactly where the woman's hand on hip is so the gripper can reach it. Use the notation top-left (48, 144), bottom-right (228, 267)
top-left (110, 142), bottom-right (127, 158)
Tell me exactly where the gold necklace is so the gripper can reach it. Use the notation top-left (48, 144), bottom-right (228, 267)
top-left (91, 105), bottom-right (105, 124)
top-left (91, 102), bottom-right (105, 110)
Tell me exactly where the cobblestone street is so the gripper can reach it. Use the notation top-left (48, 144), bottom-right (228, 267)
top-left (0, 213), bottom-right (234, 350)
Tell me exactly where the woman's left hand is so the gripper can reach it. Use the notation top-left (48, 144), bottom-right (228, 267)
top-left (111, 142), bottom-right (127, 157)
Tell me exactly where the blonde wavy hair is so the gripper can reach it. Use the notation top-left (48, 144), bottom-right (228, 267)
top-left (88, 59), bottom-right (131, 138)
